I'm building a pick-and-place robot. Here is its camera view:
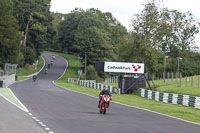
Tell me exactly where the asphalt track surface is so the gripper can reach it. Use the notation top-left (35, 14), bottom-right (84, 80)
top-left (0, 97), bottom-right (45, 133)
top-left (10, 53), bottom-right (200, 133)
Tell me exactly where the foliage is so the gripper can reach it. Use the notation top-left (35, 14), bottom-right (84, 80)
top-left (58, 8), bottom-right (127, 65)
top-left (86, 65), bottom-right (103, 82)
top-left (13, 0), bottom-right (56, 64)
top-left (118, 0), bottom-right (200, 75)
top-left (0, 0), bottom-right (23, 67)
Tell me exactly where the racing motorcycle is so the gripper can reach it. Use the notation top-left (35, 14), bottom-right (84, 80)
top-left (99, 94), bottom-right (112, 114)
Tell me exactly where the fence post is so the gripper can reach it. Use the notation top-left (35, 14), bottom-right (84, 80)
top-left (185, 76), bottom-right (187, 87)
top-left (152, 74), bottom-right (154, 81)
top-left (179, 73), bottom-right (182, 88)
top-left (163, 72), bottom-right (165, 82)
top-left (168, 72), bottom-right (169, 82)
top-left (198, 77), bottom-right (199, 88)
top-left (171, 72), bottom-right (173, 83)
top-left (191, 76), bottom-right (193, 88)
top-left (176, 72), bottom-right (178, 83)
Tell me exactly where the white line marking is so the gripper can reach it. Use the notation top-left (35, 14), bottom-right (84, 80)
top-left (1, 95), bottom-right (27, 112)
top-left (35, 119), bottom-right (40, 122)
top-left (28, 113), bottom-right (32, 116)
top-left (45, 128), bottom-right (50, 130)
top-left (49, 131), bottom-right (54, 133)
top-left (56, 55), bottom-right (68, 80)
top-left (8, 88), bottom-right (29, 112)
top-left (38, 122), bottom-right (43, 124)
top-left (41, 124), bottom-right (46, 127)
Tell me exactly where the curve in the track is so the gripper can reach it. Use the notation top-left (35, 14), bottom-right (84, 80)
top-left (10, 53), bottom-right (200, 133)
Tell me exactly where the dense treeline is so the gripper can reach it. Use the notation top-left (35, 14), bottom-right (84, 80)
top-left (0, 0), bottom-right (56, 67)
top-left (58, 8), bottom-right (127, 65)
top-left (119, 1), bottom-right (200, 76)
top-left (1, 0), bottom-right (200, 78)
top-left (57, 1), bottom-right (200, 78)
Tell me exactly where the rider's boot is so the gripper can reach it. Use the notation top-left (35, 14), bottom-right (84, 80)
top-left (98, 101), bottom-right (100, 108)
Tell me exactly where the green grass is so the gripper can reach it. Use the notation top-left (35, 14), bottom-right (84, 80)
top-left (17, 77), bottom-right (28, 81)
top-left (104, 76), bottom-right (200, 97)
top-left (16, 56), bottom-right (44, 77)
top-left (50, 51), bottom-right (200, 124)
top-left (103, 83), bottom-right (118, 87)
top-left (144, 76), bottom-right (200, 97)
top-left (0, 88), bottom-right (25, 110)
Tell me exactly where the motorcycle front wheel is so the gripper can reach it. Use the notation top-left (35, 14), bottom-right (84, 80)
top-left (103, 103), bottom-right (106, 114)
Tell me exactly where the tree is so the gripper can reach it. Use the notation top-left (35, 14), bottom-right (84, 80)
top-left (58, 8), bottom-right (126, 65)
top-left (0, 0), bottom-right (23, 67)
top-left (121, 0), bottom-right (200, 74)
top-left (13, 0), bottom-right (55, 64)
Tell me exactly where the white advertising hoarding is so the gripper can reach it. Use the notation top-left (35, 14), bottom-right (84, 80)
top-left (104, 62), bottom-right (144, 74)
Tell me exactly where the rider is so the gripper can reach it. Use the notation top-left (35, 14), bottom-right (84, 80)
top-left (50, 60), bottom-right (53, 66)
top-left (98, 87), bottom-right (111, 108)
top-left (33, 75), bottom-right (37, 81)
top-left (45, 67), bottom-right (48, 74)
top-left (48, 63), bottom-right (51, 69)
top-left (52, 55), bottom-right (55, 60)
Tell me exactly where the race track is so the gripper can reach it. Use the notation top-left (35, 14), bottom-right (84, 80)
top-left (10, 53), bottom-right (200, 133)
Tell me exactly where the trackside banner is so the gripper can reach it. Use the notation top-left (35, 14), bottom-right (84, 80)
top-left (104, 62), bottom-right (144, 74)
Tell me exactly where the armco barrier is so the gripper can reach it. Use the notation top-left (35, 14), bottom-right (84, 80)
top-left (139, 88), bottom-right (200, 109)
top-left (68, 79), bottom-right (120, 94)
top-left (0, 74), bottom-right (15, 87)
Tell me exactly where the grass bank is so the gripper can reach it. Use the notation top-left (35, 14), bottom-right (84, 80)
top-left (16, 56), bottom-right (44, 77)
top-left (153, 77), bottom-right (200, 97)
top-left (104, 77), bottom-right (200, 97)
top-left (50, 51), bottom-right (200, 124)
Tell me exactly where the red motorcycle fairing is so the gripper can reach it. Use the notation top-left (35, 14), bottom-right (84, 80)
top-left (99, 95), bottom-right (111, 114)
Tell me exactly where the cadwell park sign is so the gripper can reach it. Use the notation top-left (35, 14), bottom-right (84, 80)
top-left (104, 62), bottom-right (144, 74)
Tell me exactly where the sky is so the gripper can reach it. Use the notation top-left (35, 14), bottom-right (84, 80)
top-left (50, 0), bottom-right (200, 47)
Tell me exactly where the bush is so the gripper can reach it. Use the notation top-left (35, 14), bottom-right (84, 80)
top-left (87, 65), bottom-right (104, 82)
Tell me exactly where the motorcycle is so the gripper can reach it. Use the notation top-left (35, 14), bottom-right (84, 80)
top-left (99, 94), bottom-right (112, 114)
top-left (52, 55), bottom-right (56, 60)
top-left (33, 76), bottom-right (37, 82)
top-left (45, 68), bottom-right (48, 74)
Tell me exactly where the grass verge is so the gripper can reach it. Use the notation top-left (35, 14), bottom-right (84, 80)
top-left (104, 77), bottom-right (200, 97)
top-left (0, 88), bottom-right (25, 110)
top-left (50, 51), bottom-right (200, 124)
top-left (16, 56), bottom-right (44, 78)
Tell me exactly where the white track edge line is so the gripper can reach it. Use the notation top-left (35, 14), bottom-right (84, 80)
top-left (1, 95), bottom-right (27, 112)
top-left (56, 55), bottom-right (68, 80)
top-left (8, 88), bottom-right (29, 112)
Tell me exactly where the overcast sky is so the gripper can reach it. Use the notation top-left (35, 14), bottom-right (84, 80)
top-left (50, 0), bottom-right (200, 47)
